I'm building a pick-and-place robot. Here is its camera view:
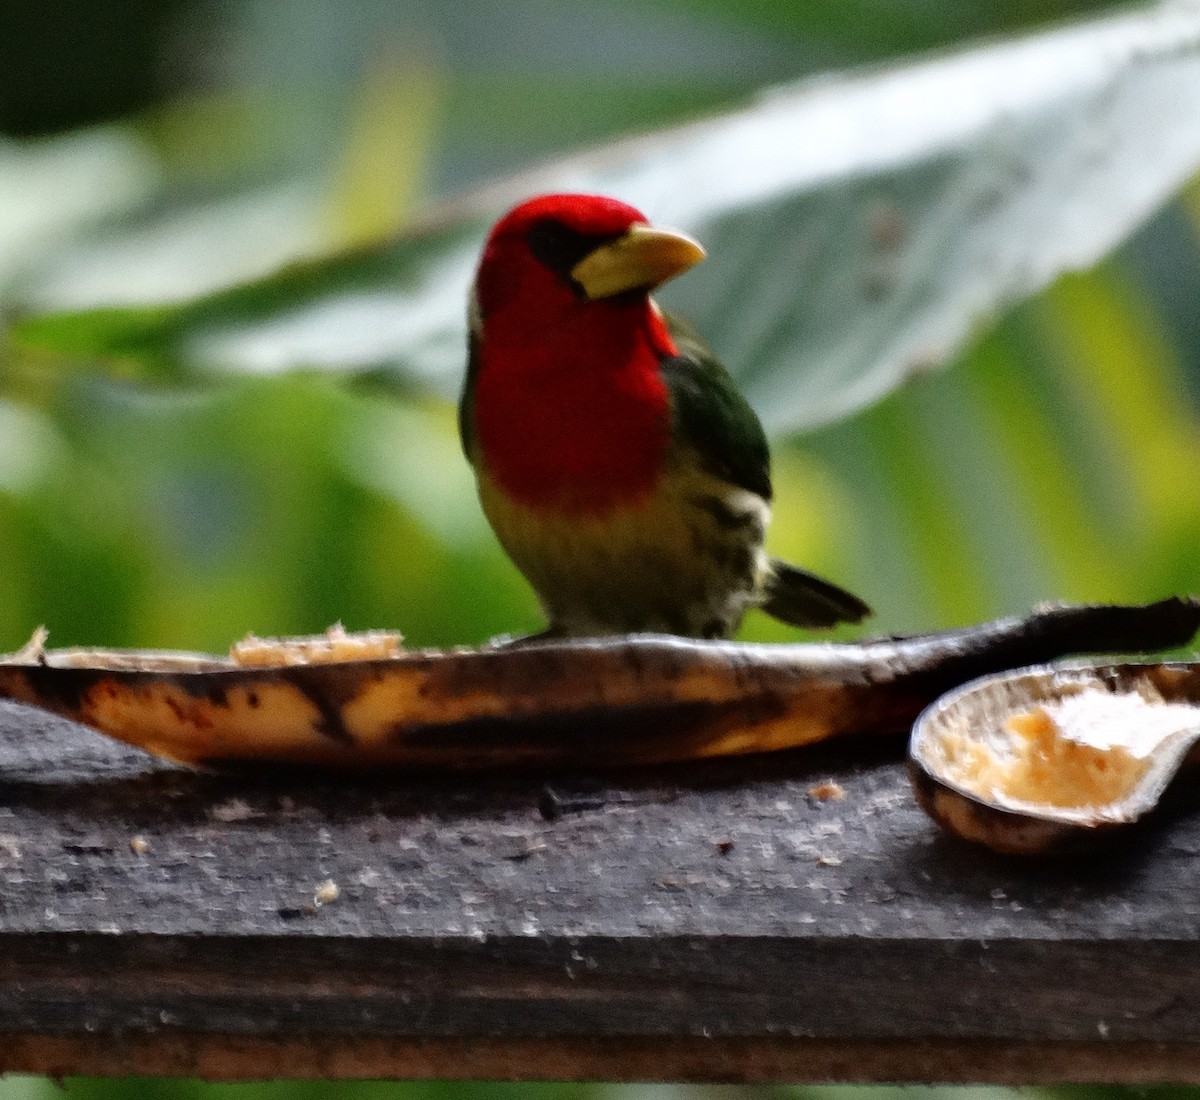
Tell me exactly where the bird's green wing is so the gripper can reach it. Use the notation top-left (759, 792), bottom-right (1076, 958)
top-left (661, 314), bottom-right (773, 502)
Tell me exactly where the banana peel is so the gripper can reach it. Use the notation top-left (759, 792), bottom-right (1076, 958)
top-left (0, 598), bottom-right (1195, 772)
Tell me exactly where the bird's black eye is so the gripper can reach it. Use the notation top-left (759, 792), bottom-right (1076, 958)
top-left (525, 219), bottom-right (616, 282)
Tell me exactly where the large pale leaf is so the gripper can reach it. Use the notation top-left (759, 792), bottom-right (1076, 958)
top-left (0, 129), bottom-right (159, 296)
top-left (14, 0), bottom-right (1200, 431)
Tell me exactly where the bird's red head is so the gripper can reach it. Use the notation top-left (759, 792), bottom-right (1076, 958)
top-left (472, 193), bottom-right (704, 344)
top-left (474, 194), bottom-right (645, 324)
top-left (468, 193), bottom-right (705, 513)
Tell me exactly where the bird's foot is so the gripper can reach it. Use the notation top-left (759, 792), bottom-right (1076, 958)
top-left (485, 626), bottom-right (567, 648)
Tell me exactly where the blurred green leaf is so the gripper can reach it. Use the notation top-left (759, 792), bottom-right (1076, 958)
top-left (3, 56), bottom-right (446, 319)
top-left (14, 1), bottom-right (1200, 435)
top-left (621, 0), bottom-right (1129, 58)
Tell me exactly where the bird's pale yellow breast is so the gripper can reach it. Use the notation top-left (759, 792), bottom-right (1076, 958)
top-left (476, 453), bottom-right (770, 637)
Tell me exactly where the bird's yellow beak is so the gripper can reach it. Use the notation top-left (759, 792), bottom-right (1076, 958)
top-left (570, 223), bottom-right (706, 300)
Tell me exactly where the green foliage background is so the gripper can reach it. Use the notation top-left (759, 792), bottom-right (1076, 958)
top-left (1, 0), bottom-right (1199, 1095)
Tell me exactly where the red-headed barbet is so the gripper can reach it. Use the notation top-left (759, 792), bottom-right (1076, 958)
top-left (459, 193), bottom-right (870, 639)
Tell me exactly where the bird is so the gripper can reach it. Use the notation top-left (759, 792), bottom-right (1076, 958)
top-left (458, 192), bottom-right (870, 640)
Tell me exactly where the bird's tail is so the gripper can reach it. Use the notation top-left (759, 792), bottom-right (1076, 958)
top-left (760, 558), bottom-right (871, 629)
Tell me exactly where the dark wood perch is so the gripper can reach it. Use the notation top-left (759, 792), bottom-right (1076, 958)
top-left (0, 598), bottom-right (1199, 1082)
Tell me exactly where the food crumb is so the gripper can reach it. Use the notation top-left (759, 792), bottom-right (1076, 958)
top-left (816, 854), bottom-right (843, 867)
top-left (314, 879), bottom-right (340, 906)
top-left (211, 798), bottom-right (257, 823)
top-left (808, 781), bottom-right (845, 802)
top-left (232, 623), bottom-right (404, 666)
top-left (934, 694), bottom-right (1166, 811)
top-left (129, 836), bottom-right (151, 855)
top-left (1000, 705), bottom-right (1147, 808)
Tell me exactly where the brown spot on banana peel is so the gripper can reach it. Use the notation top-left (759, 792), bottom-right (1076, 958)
top-left (390, 694), bottom-right (796, 769)
top-left (0, 597), bottom-right (1195, 772)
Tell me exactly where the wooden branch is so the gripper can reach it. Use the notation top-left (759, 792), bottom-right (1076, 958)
top-left (2, 671), bottom-right (1200, 1082)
